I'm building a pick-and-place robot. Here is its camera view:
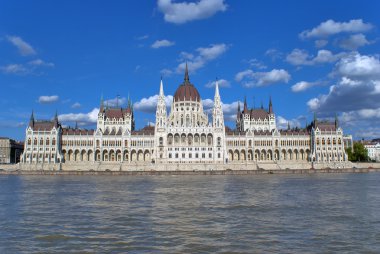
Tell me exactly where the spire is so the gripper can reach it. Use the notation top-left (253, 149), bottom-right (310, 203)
top-left (243, 96), bottom-right (248, 113)
top-left (287, 121), bottom-right (290, 130)
top-left (184, 62), bottom-right (190, 83)
top-left (269, 96), bottom-right (273, 113)
top-left (54, 110), bottom-right (59, 127)
top-left (159, 77), bottom-right (164, 96)
top-left (335, 113), bottom-right (339, 128)
top-left (313, 112), bottom-right (317, 127)
top-left (237, 102), bottom-right (241, 120)
top-left (100, 94), bottom-right (104, 111)
top-left (261, 100), bottom-right (263, 109)
top-left (75, 121), bottom-right (78, 129)
top-left (214, 78), bottom-right (220, 98)
top-left (29, 110), bottom-right (34, 127)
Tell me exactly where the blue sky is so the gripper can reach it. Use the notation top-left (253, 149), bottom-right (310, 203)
top-left (1, 0), bottom-right (380, 140)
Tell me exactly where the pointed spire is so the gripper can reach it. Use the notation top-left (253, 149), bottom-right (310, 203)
top-left (261, 100), bottom-right (263, 109)
top-left (75, 121), bottom-right (78, 129)
top-left (100, 94), bottom-right (104, 111)
top-left (269, 96), bottom-right (273, 113)
top-left (335, 113), bottom-right (339, 128)
top-left (214, 78), bottom-right (220, 98)
top-left (287, 121), bottom-right (290, 130)
top-left (237, 101), bottom-right (241, 120)
top-left (159, 77), bottom-right (164, 96)
top-left (184, 62), bottom-right (190, 83)
top-left (29, 110), bottom-right (34, 127)
top-left (314, 112), bottom-right (317, 127)
top-left (54, 110), bottom-right (59, 127)
top-left (243, 96), bottom-right (248, 113)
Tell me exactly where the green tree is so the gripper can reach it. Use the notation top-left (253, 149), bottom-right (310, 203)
top-left (347, 143), bottom-right (370, 162)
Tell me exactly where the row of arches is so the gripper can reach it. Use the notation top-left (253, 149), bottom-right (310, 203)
top-left (228, 149), bottom-right (311, 162)
top-left (62, 149), bottom-right (153, 163)
top-left (27, 137), bottom-right (56, 146)
top-left (167, 133), bottom-right (214, 146)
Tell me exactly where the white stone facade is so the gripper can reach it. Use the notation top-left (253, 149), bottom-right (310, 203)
top-left (21, 68), bottom-right (348, 166)
top-left (365, 143), bottom-right (380, 162)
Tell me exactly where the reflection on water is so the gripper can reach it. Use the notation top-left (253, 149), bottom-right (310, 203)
top-left (1, 173), bottom-right (380, 253)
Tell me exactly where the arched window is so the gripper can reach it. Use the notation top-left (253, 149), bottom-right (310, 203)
top-left (52, 138), bottom-right (56, 146)
top-left (46, 138), bottom-right (50, 146)
top-left (28, 138), bottom-right (31, 145)
top-left (218, 137), bottom-right (222, 146)
top-left (40, 138), bottom-right (44, 145)
top-left (159, 137), bottom-right (163, 146)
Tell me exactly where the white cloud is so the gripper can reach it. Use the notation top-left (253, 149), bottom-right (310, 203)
top-left (160, 68), bottom-right (173, 77)
top-left (277, 115), bottom-right (306, 130)
top-left (6, 35), bottom-right (36, 56)
top-left (157, 0), bottom-right (227, 24)
top-left (333, 52), bottom-right (380, 80)
top-left (135, 35), bottom-right (149, 40)
top-left (0, 64), bottom-right (28, 74)
top-left (337, 33), bottom-right (372, 50)
top-left (247, 58), bottom-right (267, 69)
top-left (134, 95), bottom-right (173, 113)
top-left (38, 95), bottom-right (59, 104)
top-left (205, 79), bottom-right (230, 88)
top-left (307, 53), bottom-right (380, 114)
top-left (104, 97), bottom-right (127, 107)
top-left (59, 108), bottom-right (99, 125)
top-left (315, 39), bottom-right (328, 48)
top-left (235, 69), bottom-right (290, 87)
top-left (71, 102), bottom-right (81, 109)
top-left (291, 81), bottom-right (317, 92)
top-left (265, 48), bottom-right (283, 61)
top-left (286, 49), bottom-right (345, 66)
top-left (28, 59), bottom-right (54, 67)
top-left (176, 43), bottom-right (228, 73)
top-left (299, 19), bottom-right (373, 39)
top-left (151, 39), bottom-right (175, 49)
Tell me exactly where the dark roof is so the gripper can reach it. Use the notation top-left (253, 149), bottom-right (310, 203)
top-left (62, 128), bottom-right (94, 135)
top-left (131, 125), bottom-right (155, 135)
top-left (32, 121), bottom-right (56, 131)
top-left (315, 122), bottom-right (336, 131)
top-left (279, 129), bottom-right (310, 135)
top-left (104, 108), bottom-right (132, 119)
top-left (250, 109), bottom-right (270, 119)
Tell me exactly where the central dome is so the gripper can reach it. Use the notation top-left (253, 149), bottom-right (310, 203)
top-left (173, 64), bottom-right (201, 102)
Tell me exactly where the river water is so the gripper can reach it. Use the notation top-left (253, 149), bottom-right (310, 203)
top-left (1, 173), bottom-right (380, 253)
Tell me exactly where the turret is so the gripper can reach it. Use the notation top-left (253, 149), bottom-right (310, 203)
top-left (29, 110), bottom-right (34, 128)
top-left (213, 79), bottom-right (224, 128)
top-left (100, 94), bottom-right (104, 112)
top-left (269, 96), bottom-right (273, 114)
top-left (335, 113), bottom-right (339, 129)
top-left (54, 110), bottom-right (59, 128)
top-left (243, 96), bottom-right (248, 114)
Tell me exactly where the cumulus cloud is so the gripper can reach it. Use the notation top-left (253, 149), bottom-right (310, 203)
top-left (160, 68), bottom-right (173, 77)
top-left (235, 69), bottom-right (290, 87)
top-left (59, 108), bottom-right (99, 125)
top-left (286, 49), bottom-right (345, 66)
top-left (308, 53), bottom-right (380, 114)
top-left (247, 58), bottom-right (267, 69)
top-left (291, 81), bottom-right (319, 92)
top-left (265, 48), bottom-right (283, 61)
top-left (0, 64), bottom-right (28, 74)
top-left (337, 33), bottom-right (372, 50)
top-left (157, 0), bottom-right (227, 24)
top-left (299, 19), bottom-right (373, 39)
top-left (205, 79), bottom-right (230, 88)
top-left (315, 39), bottom-right (328, 48)
top-left (277, 115), bottom-right (306, 130)
top-left (38, 95), bottom-right (59, 104)
top-left (6, 35), bottom-right (36, 56)
top-left (134, 95), bottom-right (173, 114)
top-left (333, 52), bottom-right (380, 80)
top-left (151, 39), bottom-right (175, 48)
top-left (71, 102), bottom-right (81, 109)
top-left (104, 97), bottom-right (127, 107)
top-left (176, 43), bottom-right (228, 73)
top-left (28, 59), bottom-right (54, 67)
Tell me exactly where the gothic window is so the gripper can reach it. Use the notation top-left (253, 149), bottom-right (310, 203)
top-left (40, 138), bottom-right (43, 146)
top-left (46, 138), bottom-right (50, 146)
top-left (159, 137), bottom-right (163, 146)
top-left (28, 138), bottom-right (31, 145)
top-left (217, 137), bottom-right (222, 146)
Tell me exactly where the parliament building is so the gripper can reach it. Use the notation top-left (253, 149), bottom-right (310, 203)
top-left (20, 66), bottom-right (349, 168)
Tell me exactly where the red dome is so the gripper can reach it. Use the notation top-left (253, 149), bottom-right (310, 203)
top-left (173, 63), bottom-right (201, 102)
top-left (174, 83), bottom-right (200, 102)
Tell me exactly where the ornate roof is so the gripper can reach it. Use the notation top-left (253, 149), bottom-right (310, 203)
top-left (104, 108), bottom-right (132, 119)
top-left (173, 63), bottom-right (201, 102)
top-left (250, 109), bottom-right (270, 120)
top-left (131, 125), bottom-right (155, 135)
top-left (62, 128), bottom-right (94, 135)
